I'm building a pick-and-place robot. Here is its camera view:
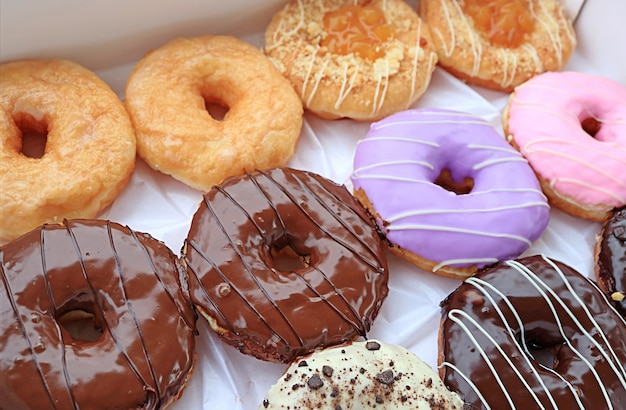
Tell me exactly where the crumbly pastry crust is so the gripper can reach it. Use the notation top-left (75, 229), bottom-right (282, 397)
top-left (125, 35), bottom-right (303, 192)
top-left (0, 59), bottom-right (136, 243)
top-left (260, 339), bottom-right (463, 409)
top-left (264, 0), bottom-right (438, 121)
top-left (419, 0), bottom-right (576, 92)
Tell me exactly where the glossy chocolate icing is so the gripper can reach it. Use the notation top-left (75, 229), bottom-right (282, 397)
top-left (0, 220), bottom-right (197, 410)
top-left (440, 255), bottom-right (626, 409)
top-left (597, 206), bottom-right (626, 316)
top-left (183, 168), bottom-right (389, 363)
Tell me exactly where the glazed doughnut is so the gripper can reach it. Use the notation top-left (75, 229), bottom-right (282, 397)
top-left (0, 59), bottom-right (136, 243)
top-left (350, 108), bottom-right (550, 279)
top-left (0, 219), bottom-right (197, 409)
top-left (182, 167), bottom-right (389, 363)
top-left (264, 0), bottom-right (438, 121)
top-left (595, 206), bottom-right (626, 316)
top-left (503, 71), bottom-right (626, 221)
top-left (419, 0), bottom-right (576, 91)
top-left (259, 339), bottom-right (463, 409)
top-left (124, 35), bottom-right (303, 192)
top-left (439, 254), bottom-right (626, 408)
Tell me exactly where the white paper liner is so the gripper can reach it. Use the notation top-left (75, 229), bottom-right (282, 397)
top-left (4, 0), bottom-right (623, 408)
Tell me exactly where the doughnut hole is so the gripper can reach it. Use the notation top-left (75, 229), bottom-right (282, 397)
top-left (271, 243), bottom-right (310, 272)
top-left (520, 328), bottom-right (565, 370)
top-left (434, 168), bottom-right (474, 195)
top-left (581, 117), bottom-right (601, 138)
top-left (14, 112), bottom-right (48, 159)
top-left (57, 305), bottom-right (104, 343)
top-left (204, 98), bottom-right (229, 121)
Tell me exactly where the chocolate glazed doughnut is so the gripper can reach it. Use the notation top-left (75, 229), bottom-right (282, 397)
top-left (0, 220), bottom-right (197, 410)
top-left (439, 255), bottom-right (626, 409)
top-left (182, 167), bottom-right (389, 363)
top-left (596, 206), bottom-right (626, 316)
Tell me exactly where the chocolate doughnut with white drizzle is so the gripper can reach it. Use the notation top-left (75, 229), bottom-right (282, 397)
top-left (439, 254), bottom-right (626, 409)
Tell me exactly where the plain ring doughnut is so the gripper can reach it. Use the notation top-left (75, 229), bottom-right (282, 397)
top-left (125, 35), bottom-right (303, 192)
top-left (0, 59), bottom-right (136, 243)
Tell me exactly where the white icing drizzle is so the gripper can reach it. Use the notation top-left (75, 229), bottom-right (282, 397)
top-left (301, 45), bottom-right (321, 101)
top-left (305, 56), bottom-right (331, 107)
top-left (469, 187), bottom-right (547, 199)
top-left (525, 147), bottom-right (626, 187)
top-left (442, 255), bottom-right (626, 408)
top-left (352, 159), bottom-right (435, 174)
top-left (386, 224), bottom-right (533, 246)
top-left (356, 136), bottom-right (440, 148)
top-left (468, 143), bottom-right (523, 156)
top-left (446, 310), bottom-right (519, 408)
top-left (373, 119), bottom-right (491, 130)
top-left (433, 258), bottom-right (498, 272)
top-left (522, 43), bottom-right (544, 72)
top-left (465, 277), bottom-right (581, 409)
top-left (524, 138), bottom-right (626, 165)
top-left (550, 178), bottom-right (626, 203)
top-left (371, 58), bottom-right (390, 117)
top-left (529, 1), bottom-right (564, 67)
top-left (350, 174), bottom-right (437, 184)
top-left (433, 0), bottom-right (456, 58)
top-left (431, 0), bottom-right (572, 88)
top-left (386, 201), bottom-right (551, 223)
top-left (473, 156), bottom-right (528, 171)
top-left (408, 18), bottom-right (423, 106)
top-left (516, 82), bottom-right (626, 106)
top-left (499, 49), bottom-right (518, 89)
top-left (439, 362), bottom-right (492, 409)
top-left (334, 61), bottom-right (359, 109)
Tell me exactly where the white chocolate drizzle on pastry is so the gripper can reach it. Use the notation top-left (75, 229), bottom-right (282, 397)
top-left (264, 0), bottom-right (438, 121)
top-left (419, 0), bottom-right (576, 91)
top-left (440, 255), bottom-right (626, 409)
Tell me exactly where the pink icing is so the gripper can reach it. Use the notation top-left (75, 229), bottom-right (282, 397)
top-left (350, 108), bottom-right (550, 271)
top-left (507, 71), bottom-right (626, 208)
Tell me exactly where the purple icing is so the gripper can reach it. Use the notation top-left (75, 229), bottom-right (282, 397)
top-left (350, 108), bottom-right (550, 270)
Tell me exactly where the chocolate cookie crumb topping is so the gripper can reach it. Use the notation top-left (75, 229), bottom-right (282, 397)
top-left (298, 360), bottom-right (308, 367)
top-left (376, 370), bottom-right (395, 385)
top-left (323, 365), bottom-right (334, 377)
top-left (366, 341), bottom-right (381, 351)
top-left (307, 374), bottom-right (324, 390)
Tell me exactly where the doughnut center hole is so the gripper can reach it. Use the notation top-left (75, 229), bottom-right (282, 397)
top-left (204, 98), bottom-right (229, 121)
top-left (16, 115), bottom-right (48, 159)
top-left (435, 169), bottom-right (474, 195)
top-left (58, 309), bottom-right (103, 342)
top-left (271, 244), bottom-right (309, 272)
top-left (581, 117), bottom-right (601, 138)
top-left (526, 338), bottom-right (560, 369)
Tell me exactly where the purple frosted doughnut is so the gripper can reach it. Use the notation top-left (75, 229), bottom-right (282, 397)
top-left (350, 108), bottom-right (550, 278)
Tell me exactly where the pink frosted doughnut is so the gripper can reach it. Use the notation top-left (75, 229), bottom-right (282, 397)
top-left (351, 108), bottom-right (550, 279)
top-left (504, 71), bottom-right (626, 221)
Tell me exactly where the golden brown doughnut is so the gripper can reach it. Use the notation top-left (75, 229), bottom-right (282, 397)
top-left (264, 0), bottom-right (438, 121)
top-left (124, 35), bottom-right (303, 192)
top-left (0, 59), bottom-right (136, 244)
top-left (419, 0), bottom-right (576, 92)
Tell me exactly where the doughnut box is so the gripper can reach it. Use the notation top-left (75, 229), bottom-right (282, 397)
top-left (2, 0), bottom-right (624, 408)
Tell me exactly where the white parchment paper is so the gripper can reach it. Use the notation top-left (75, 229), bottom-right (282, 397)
top-left (2, 0), bottom-right (624, 409)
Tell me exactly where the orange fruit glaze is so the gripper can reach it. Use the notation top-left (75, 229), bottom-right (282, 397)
top-left (463, 0), bottom-right (535, 48)
top-left (320, 4), bottom-right (393, 60)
